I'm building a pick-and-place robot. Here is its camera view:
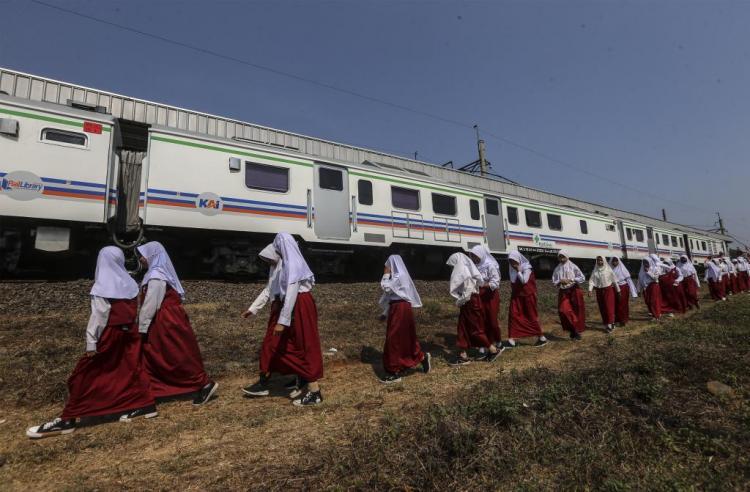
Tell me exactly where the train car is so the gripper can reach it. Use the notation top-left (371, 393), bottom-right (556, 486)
top-left (0, 68), bottom-right (733, 277)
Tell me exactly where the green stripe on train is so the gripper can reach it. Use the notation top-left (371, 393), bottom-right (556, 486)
top-left (0, 107), bottom-right (111, 132)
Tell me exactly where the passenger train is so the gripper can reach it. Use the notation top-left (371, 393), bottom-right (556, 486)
top-left (0, 68), bottom-right (731, 277)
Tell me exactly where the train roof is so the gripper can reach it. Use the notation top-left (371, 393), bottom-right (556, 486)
top-left (0, 66), bottom-right (731, 244)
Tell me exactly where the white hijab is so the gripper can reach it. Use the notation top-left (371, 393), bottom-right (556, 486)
top-left (648, 254), bottom-right (663, 276)
top-left (589, 255), bottom-right (617, 289)
top-left (137, 241), bottom-right (185, 296)
top-left (638, 257), bottom-right (658, 290)
top-left (552, 249), bottom-right (582, 286)
top-left (470, 244), bottom-right (500, 281)
top-left (677, 255), bottom-right (700, 287)
top-left (446, 252), bottom-right (482, 300)
top-left (508, 250), bottom-right (532, 283)
top-left (272, 232), bottom-right (315, 292)
top-left (705, 258), bottom-right (721, 282)
top-left (90, 246), bottom-right (139, 299)
top-left (380, 254), bottom-right (422, 309)
top-left (259, 243), bottom-right (282, 296)
top-left (609, 256), bottom-right (638, 297)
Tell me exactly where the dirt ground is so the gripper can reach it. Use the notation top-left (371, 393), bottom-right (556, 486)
top-left (0, 278), bottom-right (726, 490)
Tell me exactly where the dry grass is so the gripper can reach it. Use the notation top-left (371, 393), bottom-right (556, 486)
top-left (0, 279), bottom-right (745, 490)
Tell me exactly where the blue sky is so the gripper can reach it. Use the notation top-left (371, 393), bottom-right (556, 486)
top-left (2, 0), bottom-right (749, 245)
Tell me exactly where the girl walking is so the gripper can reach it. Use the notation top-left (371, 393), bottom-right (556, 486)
top-left (27, 247), bottom-right (156, 439)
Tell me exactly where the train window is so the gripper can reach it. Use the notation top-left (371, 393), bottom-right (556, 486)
top-left (507, 206), bottom-right (518, 225)
top-left (634, 229), bottom-right (644, 242)
top-left (391, 186), bottom-right (420, 211)
top-left (671, 236), bottom-right (678, 247)
top-left (605, 224), bottom-right (615, 232)
top-left (469, 199), bottom-right (480, 220)
top-left (245, 162), bottom-right (289, 193)
top-left (525, 210), bottom-right (542, 228)
top-left (656, 234), bottom-right (660, 245)
top-left (432, 193), bottom-right (457, 216)
top-left (690, 239), bottom-right (694, 249)
top-left (485, 199), bottom-right (499, 216)
top-left (41, 128), bottom-right (87, 147)
top-left (679, 237), bottom-right (684, 247)
top-left (662, 234), bottom-right (668, 245)
top-left (646, 229), bottom-right (653, 239)
top-left (547, 214), bottom-right (562, 231)
top-left (358, 180), bottom-right (373, 205)
top-left (579, 220), bottom-right (588, 234)
top-left (626, 228), bottom-right (633, 241)
top-left (702, 241), bottom-right (707, 250)
top-left (319, 167), bottom-right (343, 191)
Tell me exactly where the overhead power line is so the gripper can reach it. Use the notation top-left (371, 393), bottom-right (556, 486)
top-left (28, 0), bottom-right (723, 220)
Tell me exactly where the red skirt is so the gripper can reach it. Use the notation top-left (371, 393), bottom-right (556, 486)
top-left (643, 282), bottom-right (662, 319)
top-left (682, 276), bottom-right (700, 309)
top-left (456, 294), bottom-right (490, 350)
top-left (259, 292), bottom-right (323, 381)
top-left (142, 288), bottom-right (210, 398)
top-left (62, 299), bottom-right (155, 419)
top-left (731, 274), bottom-right (740, 294)
top-left (558, 286), bottom-right (585, 333)
top-left (508, 273), bottom-right (543, 339)
top-left (478, 287), bottom-right (501, 344)
top-left (708, 279), bottom-right (725, 300)
top-left (658, 272), bottom-right (683, 314)
top-left (741, 271), bottom-right (750, 292)
top-left (382, 300), bottom-right (424, 374)
top-left (595, 285), bottom-right (617, 325)
top-left (614, 283), bottom-right (630, 325)
top-left (722, 275), bottom-right (732, 295)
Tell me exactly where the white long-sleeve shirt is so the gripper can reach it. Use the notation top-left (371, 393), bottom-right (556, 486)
top-left (482, 263), bottom-right (501, 291)
top-left (552, 262), bottom-right (585, 290)
top-left (511, 268), bottom-right (532, 285)
top-left (246, 260), bottom-right (312, 326)
top-left (380, 274), bottom-right (403, 315)
top-left (85, 296), bottom-right (111, 352)
top-left (138, 279), bottom-right (167, 334)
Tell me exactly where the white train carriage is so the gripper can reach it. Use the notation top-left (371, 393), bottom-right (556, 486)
top-left (0, 67), bottom-right (732, 276)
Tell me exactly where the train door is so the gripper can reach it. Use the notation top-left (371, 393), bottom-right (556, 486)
top-left (484, 196), bottom-right (506, 252)
top-left (616, 220), bottom-right (628, 259)
top-left (646, 227), bottom-right (656, 254)
top-left (313, 163), bottom-right (351, 240)
top-left (683, 234), bottom-right (691, 258)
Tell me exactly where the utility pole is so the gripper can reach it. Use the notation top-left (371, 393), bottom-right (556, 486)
top-left (661, 208), bottom-right (667, 221)
top-left (717, 212), bottom-right (726, 235)
top-left (414, 151), bottom-right (418, 161)
top-left (474, 125), bottom-right (488, 176)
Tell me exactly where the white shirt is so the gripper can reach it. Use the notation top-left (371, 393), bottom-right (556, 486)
top-left (482, 263), bottom-right (501, 291)
top-left (552, 262), bottom-right (585, 290)
top-left (85, 296), bottom-right (111, 352)
top-left (248, 262), bottom-right (283, 315)
top-left (138, 279), bottom-right (167, 334)
top-left (278, 280), bottom-right (313, 326)
top-left (380, 274), bottom-right (404, 315)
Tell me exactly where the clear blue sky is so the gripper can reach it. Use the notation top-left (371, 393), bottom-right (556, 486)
top-left (2, 0), bottom-right (749, 245)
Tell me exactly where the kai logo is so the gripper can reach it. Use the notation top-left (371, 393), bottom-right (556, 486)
top-left (195, 192), bottom-right (223, 216)
top-left (0, 171), bottom-right (44, 201)
top-left (532, 233), bottom-right (556, 248)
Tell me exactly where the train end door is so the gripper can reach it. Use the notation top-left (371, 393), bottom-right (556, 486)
top-left (313, 163), bottom-right (351, 240)
top-left (483, 196), bottom-right (506, 252)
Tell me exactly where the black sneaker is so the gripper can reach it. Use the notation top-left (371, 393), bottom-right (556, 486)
top-left (484, 350), bottom-right (501, 363)
top-left (26, 418), bottom-right (75, 439)
top-left (284, 376), bottom-right (301, 390)
top-left (243, 378), bottom-right (269, 397)
top-left (193, 381), bottom-right (219, 406)
top-left (119, 404), bottom-right (159, 421)
top-left (448, 355), bottom-right (471, 367)
top-left (292, 390), bottom-right (323, 406)
top-left (571, 332), bottom-right (582, 341)
top-left (421, 352), bottom-right (432, 374)
top-left (379, 373), bottom-right (402, 384)
top-left (533, 339), bottom-right (548, 347)
top-left (473, 350), bottom-right (488, 361)
top-left (501, 340), bottom-right (516, 349)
